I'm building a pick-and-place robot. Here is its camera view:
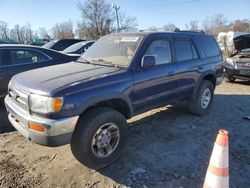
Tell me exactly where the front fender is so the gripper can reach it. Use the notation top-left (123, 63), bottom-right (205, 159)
top-left (78, 92), bottom-right (133, 117)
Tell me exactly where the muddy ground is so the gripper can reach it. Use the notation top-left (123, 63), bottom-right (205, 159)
top-left (0, 81), bottom-right (250, 188)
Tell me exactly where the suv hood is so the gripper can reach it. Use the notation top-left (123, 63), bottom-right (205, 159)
top-left (233, 34), bottom-right (250, 52)
top-left (10, 61), bottom-right (122, 96)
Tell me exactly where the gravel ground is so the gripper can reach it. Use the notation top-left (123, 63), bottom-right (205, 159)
top-left (0, 81), bottom-right (250, 188)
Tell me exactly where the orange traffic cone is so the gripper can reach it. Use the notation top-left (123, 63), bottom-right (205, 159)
top-left (203, 130), bottom-right (229, 188)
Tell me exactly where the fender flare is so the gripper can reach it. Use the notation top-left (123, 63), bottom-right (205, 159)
top-left (191, 71), bottom-right (216, 100)
top-left (79, 92), bottom-right (133, 118)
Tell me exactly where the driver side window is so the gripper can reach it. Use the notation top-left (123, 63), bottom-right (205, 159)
top-left (145, 39), bottom-right (172, 65)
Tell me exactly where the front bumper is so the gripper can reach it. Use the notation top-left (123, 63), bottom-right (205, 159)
top-left (224, 67), bottom-right (250, 81)
top-left (216, 75), bottom-right (224, 85)
top-left (5, 95), bottom-right (79, 147)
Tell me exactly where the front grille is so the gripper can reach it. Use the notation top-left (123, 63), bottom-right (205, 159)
top-left (9, 87), bottom-right (29, 111)
top-left (236, 61), bottom-right (250, 69)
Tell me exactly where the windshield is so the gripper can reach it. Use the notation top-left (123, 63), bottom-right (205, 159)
top-left (80, 35), bottom-right (143, 67)
top-left (43, 41), bottom-right (56, 49)
top-left (63, 41), bottom-right (87, 53)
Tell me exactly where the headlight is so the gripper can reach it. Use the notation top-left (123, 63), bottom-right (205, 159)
top-left (225, 58), bottom-right (235, 67)
top-left (29, 94), bottom-right (63, 114)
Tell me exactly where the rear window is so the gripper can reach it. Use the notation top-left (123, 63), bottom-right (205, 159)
top-left (53, 40), bottom-right (80, 51)
top-left (43, 41), bottom-right (56, 49)
top-left (195, 36), bottom-right (220, 57)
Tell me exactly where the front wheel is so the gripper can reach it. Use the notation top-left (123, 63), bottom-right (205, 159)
top-left (188, 80), bottom-right (214, 115)
top-left (70, 107), bottom-right (128, 169)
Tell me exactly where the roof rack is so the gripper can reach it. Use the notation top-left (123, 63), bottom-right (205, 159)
top-left (139, 27), bottom-right (205, 34)
top-left (174, 29), bottom-right (206, 34)
top-left (139, 28), bottom-right (170, 32)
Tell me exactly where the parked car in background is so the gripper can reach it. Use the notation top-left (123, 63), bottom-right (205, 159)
top-left (224, 34), bottom-right (250, 82)
top-left (42, 39), bottom-right (85, 51)
top-left (0, 39), bottom-right (17, 44)
top-left (62, 41), bottom-right (95, 55)
top-left (5, 31), bottom-right (223, 169)
top-left (26, 38), bottom-right (50, 46)
top-left (0, 44), bottom-right (79, 98)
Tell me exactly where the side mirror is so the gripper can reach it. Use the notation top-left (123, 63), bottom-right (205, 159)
top-left (141, 55), bottom-right (155, 69)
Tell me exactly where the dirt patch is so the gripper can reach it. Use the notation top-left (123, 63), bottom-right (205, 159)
top-left (0, 81), bottom-right (250, 187)
top-left (0, 156), bottom-right (41, 187)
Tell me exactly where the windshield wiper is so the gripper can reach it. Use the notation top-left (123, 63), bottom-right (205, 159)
top-left (92, 59), bottom-right (120, 68)
top-left (76, 57), bottom-right (91, 64)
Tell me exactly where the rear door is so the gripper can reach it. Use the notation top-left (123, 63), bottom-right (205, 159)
top-left (133, 37), bottom-right (179, 113)
top-left (0, 49), bottom-right (9, 97)
top-left (174, 38), bottom-right (201, 98)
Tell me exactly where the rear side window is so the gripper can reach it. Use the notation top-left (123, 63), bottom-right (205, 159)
top-left (175, 40), bottom-right (193, 61)
top-left (145, 39), bottom-right (172, 65)
top-left (195, 36), bottom-right (220, 57)
top-left (10, 49), bottom-right (49, 65)
top-left (0, 50), bottom-right (3, 66)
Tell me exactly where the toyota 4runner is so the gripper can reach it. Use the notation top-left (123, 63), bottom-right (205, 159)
top-left (5, 31), bottom-right (223, 169)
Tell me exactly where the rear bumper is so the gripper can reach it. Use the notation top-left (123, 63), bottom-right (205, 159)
top-left (225, 67), bottom-right (250, 81)
top-left (5, 95), bottom-right (79, 147)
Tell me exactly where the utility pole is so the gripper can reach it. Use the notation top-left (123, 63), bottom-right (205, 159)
top-left (112, 4), bottom-right (120, 33)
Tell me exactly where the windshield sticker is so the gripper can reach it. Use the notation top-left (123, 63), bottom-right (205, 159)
top-left (121, 37), bottom-right (139, 42)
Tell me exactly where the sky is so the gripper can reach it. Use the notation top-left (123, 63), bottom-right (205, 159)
top-left (0, 0), bottom-right (250, 31)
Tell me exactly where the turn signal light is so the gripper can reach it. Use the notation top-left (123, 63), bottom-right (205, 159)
top-left (52, 98), bottom-right (63, 112)
top-left (28, 122), bottom-right (45, 132)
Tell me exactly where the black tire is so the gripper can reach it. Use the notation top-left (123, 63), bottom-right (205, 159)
top-left (70, 107), bottom-right (128, 169)
top-left (225, 77), bottom-right (235, 83)
top-left (188, 80), bottom-right (214, 116)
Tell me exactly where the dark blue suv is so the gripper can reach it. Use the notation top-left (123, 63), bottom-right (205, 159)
top-left (5, 31), bottom-right (223, 169)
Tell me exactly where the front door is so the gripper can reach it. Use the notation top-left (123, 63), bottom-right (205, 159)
top-left (0, 49), bottom-right (10, 97)
top-left (133, 38), bottom-right (179, 114)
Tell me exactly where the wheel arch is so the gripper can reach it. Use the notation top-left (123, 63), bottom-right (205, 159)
top-left (191, 72), bottom-right (216, 99)
top-left (79, 93), bottom-right (133, 119)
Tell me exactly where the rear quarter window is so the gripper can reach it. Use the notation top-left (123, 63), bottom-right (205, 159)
top-left (195, 36), bottom-right (220, 57)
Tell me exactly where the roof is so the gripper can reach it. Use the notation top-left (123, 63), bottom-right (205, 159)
top-left (109, 30), bottom-right (207, 38)
top-left (0, 44), bottom-right (45, 49)
top-left (0, 44), bottom-right (66, 54)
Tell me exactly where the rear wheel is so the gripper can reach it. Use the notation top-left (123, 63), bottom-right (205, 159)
top-left (188, 80), bottom-right (214, 115)
top-left (71, 107), bottom-right (128, 169)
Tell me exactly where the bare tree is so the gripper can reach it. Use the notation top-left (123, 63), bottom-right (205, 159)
top-left (185, 20), bottom-right (199, 30)
top-left (202, 14), bottom-right (229, 36)
top-left (77, 0), bottom-right (113, 39)
top-left (0, 20), bottom-right (9, 39)
top-left (163, 23), bottom-right (177, 31)
top-left (77, 0), bottom-right (138, 39)
top-left (10, 25), bottom-right (22, 43)
top-left (51, 20), bottom-right (74, 39)
top-left (231, 19), bottom-right (250, 32)
top-left (118, 12), bottom-right (137, 32)
top-left (21, 24), bottom-right (34, 42)
top-left (38, 27), bottom-right (51, 39)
